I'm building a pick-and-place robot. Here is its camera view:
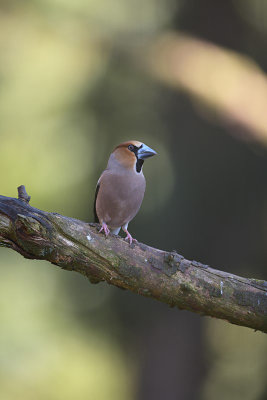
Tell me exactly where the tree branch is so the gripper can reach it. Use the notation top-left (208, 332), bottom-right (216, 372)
top-left (0, 187), bottom-right (266, 333)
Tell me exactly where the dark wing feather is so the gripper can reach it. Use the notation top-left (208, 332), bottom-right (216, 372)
top-left (93, 183), bottom-right (100, 223)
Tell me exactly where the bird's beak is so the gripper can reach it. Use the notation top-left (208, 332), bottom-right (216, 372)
top-left (137, 144), bottom-right (157, 160)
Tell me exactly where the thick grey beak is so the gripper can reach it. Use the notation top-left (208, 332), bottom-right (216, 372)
top-left (137, 144), bottom-right (157, 160)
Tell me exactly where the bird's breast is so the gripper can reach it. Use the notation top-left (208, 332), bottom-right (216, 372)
top-left (96, 170), bottom-right (146, 228)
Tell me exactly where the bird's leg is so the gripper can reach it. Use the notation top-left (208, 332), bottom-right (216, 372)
top-left (122, 224), bottom-right (137, 245)
top-left (99, 222), bottom-right (110, 237)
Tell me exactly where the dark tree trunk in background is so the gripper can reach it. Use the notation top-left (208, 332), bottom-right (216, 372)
top-left (136, 1), bottom-right (267, 399)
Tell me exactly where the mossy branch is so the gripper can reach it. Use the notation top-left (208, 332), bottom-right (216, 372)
top-left (0, 186), bottom-right (266, 333)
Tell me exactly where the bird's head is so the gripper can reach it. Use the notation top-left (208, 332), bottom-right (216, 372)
top-left (111, 141), bottom-right (157, 173)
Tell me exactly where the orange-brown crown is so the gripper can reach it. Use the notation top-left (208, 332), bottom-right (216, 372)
top-left (112, 141), bottom-right (142, 170)
top-left (114, 141), bottom-right (142, 150)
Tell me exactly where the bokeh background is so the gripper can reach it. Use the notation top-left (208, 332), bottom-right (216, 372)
top-left (0, 1), bottom-right (267, 399)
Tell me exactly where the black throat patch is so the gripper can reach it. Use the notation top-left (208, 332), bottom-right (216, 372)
top-left (129, 144), bottom-right (144, 173)
top-left (136, 158), bottom-right (144, 173)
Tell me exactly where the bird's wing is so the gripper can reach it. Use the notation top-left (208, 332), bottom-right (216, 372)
top-left (93, 180), bottom-right (100, 223)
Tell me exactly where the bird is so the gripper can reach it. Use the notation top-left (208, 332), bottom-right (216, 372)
top-left (94, 140), bottom-right (157, 244)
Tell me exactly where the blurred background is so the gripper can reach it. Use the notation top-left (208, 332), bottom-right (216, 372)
top-left (0, 0), bottom-right (267, 399)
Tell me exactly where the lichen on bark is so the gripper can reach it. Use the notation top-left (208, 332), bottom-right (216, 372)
top-left (0, 186), bottom-right (266, 333)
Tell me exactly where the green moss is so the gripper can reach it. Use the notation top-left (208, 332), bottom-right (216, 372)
top-left (250, 279), bottom-right (267, 289)
top-left (180, 282), bottom-right (193, 293)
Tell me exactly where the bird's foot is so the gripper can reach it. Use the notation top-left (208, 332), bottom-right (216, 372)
top-left (124, 230), bottom-right (137, 245)
top-left (99, 222), bottom-right (110, 237)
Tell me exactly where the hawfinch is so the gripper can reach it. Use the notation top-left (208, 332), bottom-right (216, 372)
top-left (94, 141), bottom-right (157, 244)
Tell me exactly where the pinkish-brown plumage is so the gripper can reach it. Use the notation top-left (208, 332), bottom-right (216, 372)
top-left (94, 141), bottom-right (157, 244)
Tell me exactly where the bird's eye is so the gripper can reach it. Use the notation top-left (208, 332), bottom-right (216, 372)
top-left (128, 144), bottom-right (134, 151)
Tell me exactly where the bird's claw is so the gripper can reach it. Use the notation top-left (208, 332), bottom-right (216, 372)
top-left (124, 231), bottom-right (137, 245)
top-left (99, 223), bottom-right (110, 237)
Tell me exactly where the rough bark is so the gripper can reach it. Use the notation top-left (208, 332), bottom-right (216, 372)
top-left (0, 186), bottom-right (266, 333)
